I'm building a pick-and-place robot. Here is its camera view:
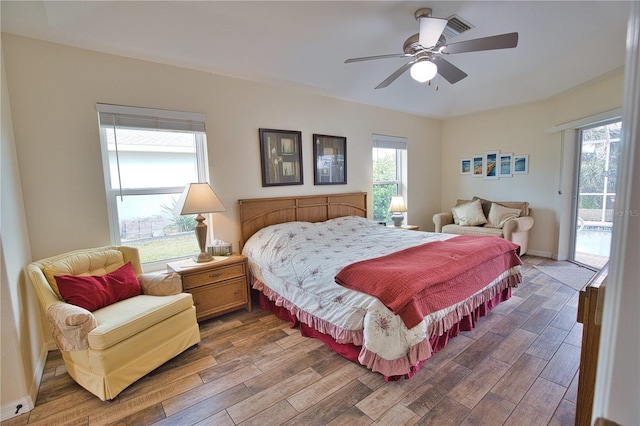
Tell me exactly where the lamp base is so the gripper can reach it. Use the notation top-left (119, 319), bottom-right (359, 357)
top-left (195, 251), bottom-right (213, 263)
top-left (194, 214), bottom-right (213, 263)
top-left (391, 212), bottom-right (404, 227)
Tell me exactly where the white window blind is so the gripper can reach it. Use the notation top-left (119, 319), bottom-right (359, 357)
top-left (372, 133), bottom-right (407, 150)
top-left (97, 103), bottom-right (206, 132)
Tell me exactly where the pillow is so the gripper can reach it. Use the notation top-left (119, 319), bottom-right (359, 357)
top-left (43, 249), bottom-right (125, 299)
top-left (55, 262), bottom-right (141, 311)
top-left (472, 196), bottom-right (493, 218)
top-left (486, 202), bottom-right (522, 228)
top-left (451, 200), bottom-right (487, 226)
top-left (451, 208), bottom-right (461, 225)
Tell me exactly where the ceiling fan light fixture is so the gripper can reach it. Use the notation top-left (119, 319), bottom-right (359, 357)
top-left (410, 60), bottom-right (437, 82)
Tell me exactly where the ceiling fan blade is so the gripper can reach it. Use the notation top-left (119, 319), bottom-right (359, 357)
top-left (419, 16), bottom-right (448, 48)
top-left (443, 32), bottom-right (519, 54)
top-left (345, 53), bottom-right (412, 63)
top-left (432, 57), bottom-right (468, 84)
top-left (375, 61), bottom-right (415, 89)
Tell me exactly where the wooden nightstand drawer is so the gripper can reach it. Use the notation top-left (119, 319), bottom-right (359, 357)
top-left (181, 263), bottom-right (245, 290)
top-left (189, 277), bottom-right (248, 320)
top-left (167, 254), bottom-right (251, 322)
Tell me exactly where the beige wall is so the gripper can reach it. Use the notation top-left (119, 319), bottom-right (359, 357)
top-left (2, 34), bottom-right (442, 261)
top-left (442, 72), bottom-right (624, 258)
top-left (1, 43), bottom-right (46, 419)
top-left (1, 31), bottom-right (629, 420)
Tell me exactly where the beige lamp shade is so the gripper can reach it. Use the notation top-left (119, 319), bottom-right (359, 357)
top-left (388, 196), bottom-right (407, 213)
top-left (175, 183), bottom-right (225, 262)
top-left (174, 182), bottom-right (225, 215)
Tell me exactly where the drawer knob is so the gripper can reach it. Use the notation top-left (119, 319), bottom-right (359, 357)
top-left (234, 290), bottom-right (239, 295)
top-left (209, 272), bottom-right (222, 278)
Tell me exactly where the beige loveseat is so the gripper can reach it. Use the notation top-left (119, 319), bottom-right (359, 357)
top-left (28, 246), bottom-right (201, 400)
top-left (433, 198), bottom-right (534, 255)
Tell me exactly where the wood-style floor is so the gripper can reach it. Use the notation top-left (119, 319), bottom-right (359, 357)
top-left (5, 256), bottom-right (590, 426)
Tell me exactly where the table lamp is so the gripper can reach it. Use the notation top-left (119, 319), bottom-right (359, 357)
top-left (388, 195), bottom-right (407, 227)
top-left (174, 182), bottom-right (226, 262)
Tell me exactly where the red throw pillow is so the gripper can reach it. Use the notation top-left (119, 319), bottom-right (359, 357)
top-left (55, 262), bottom-right (142, 311)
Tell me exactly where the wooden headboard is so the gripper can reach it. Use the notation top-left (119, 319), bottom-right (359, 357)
top-left (238, 192), bottom-right (367, 249)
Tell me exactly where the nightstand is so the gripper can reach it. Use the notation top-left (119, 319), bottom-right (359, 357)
top-left (387, 224), bottom-right (420, 231)
top-left (167, 254), bottom-right (251, 322)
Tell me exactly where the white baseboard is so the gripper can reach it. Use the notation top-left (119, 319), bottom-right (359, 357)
top-left (0, 342), bottom-right (48, 421)
top-left (526, 249), bottom-right (553, 258)
top-left (0, 395), bottom-right (34, 421)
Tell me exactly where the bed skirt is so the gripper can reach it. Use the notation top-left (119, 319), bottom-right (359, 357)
top-left (257, 285), bottom-right (512, 380)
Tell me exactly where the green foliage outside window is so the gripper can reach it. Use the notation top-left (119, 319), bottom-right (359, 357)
top-left (373, 148), bottom-right (400, 222)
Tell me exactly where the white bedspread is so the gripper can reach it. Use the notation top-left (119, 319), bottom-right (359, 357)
top-left (242, 216), bottom-right (458, 367)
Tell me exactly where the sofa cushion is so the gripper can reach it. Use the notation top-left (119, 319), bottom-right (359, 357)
top-left (88, 293), bottom-right (194, 350)
top-left (55, 262), bottom-right (142, 311)
top-left (451, 200), bottom-right (487, 226)
top-left (498, 201), bottom-right (530, 217)
top-left (43, 250), bottom-right (125, 299)
top-left (486, 203), bottom-right (522, 229)
top-left (472, 196), bottom-right (493, 218)
top-left (442, 224), bottom-right (504, 237)
top-left (455, 199), bottom-right (530, 217)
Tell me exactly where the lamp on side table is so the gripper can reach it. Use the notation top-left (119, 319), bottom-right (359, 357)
top-left (175, 182), bottom-right (226, 263)
top-left (388, 195), bottom-right (407, 227)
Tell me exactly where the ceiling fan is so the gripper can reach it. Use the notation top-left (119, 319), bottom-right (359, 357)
top-left (345, 8), bottom-right (518, 89)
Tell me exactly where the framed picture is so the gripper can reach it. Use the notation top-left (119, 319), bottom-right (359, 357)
top-left (484, 150), bottom-right (499, 179)
top-left (259, 128), bottom-right (303, 186)
top-left (472, 155), bottom-right (484, 177)
top-left (460, 158), bottom-right (472, 175)
top-left (499, 152), bottom-right (513, 178)
top-left (513, 154), bottom-right (529, 174)
top-left (313, 134), bottom-right (346, 185)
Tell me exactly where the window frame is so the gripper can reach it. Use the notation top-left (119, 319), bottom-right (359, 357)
top-left (372, 134), bottom-right (407, 223)
top-left (97, 104), bottom-right (210, 271)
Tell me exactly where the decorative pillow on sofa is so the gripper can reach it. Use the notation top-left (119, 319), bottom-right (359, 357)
top-left (451, 199), bottom-right (487, 226)
top-left (55, 262), bottom-right (142, 311)
top-left (486, 202), bottom-right (522, 228)
top-left (472, 196), bottom-right (493, 218)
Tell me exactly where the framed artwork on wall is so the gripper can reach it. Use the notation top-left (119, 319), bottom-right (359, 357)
top-left (513, 154), bottom-right (529, 174)
top-left (313, 134), bottom-right (346, 185)
top-left (472, 155), bottom-right (484, 177)
top-left (460, 158), bottom-right (472, 175)
top-left (484, 150), bottom-right (499, 179)
top-left (259, 128), bottom-right (303, 186)
top-left (499, 152), bottom-right (513, 178)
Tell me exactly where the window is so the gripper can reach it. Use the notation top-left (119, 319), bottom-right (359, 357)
top-left (372, 134), bottom-right (407, 223)
top-left (97, 104), bottom-right (209, 268)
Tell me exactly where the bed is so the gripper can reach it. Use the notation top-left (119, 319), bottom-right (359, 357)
top-left (238, 192), bottom-right (522, 379)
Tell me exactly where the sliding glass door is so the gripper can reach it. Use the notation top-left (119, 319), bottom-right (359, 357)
top-left (570, 120), bottom-right (621, 268)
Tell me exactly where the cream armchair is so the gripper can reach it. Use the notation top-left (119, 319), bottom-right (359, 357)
top-left (433, 199), bottom-right (534, 255)
top-left (28, 246), bottom-right (201, 401)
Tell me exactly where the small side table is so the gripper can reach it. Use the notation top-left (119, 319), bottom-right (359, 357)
top-left (167, 254), bottom-right (251, 322)
top-left (387, 224), bottom-right (420, 231)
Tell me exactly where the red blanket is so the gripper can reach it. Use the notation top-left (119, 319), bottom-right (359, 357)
top-left (334, 235), bottom-right (522, 329)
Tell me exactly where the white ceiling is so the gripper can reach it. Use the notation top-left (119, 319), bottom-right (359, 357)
top-left (0, 1), bottom-right (631, 119)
